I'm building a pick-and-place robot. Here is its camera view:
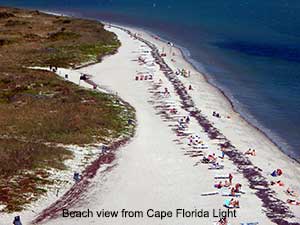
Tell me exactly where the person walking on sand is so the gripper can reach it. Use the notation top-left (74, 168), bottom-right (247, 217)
top-left (229, 173), bottom-right (233, 185)
top-left (73, 172), bottom-right (80, 183)
top-left (220, 147), bottom-right (226, 159)
top-left (13, 216), bottom-right (22, 225)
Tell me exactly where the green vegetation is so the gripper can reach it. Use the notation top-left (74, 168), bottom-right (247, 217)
top-left (0, 7), bottom-right (134, 212)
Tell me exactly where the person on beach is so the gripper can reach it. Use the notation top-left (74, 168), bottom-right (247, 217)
top-left (270, 180), bottom-right (284, 186)
top-left (185, 116), bottom-right (190, 124)
top-left (73, 172), bottom-right (80, 182)
top-left (271, 169), bottom-right (283, 177)
top-left (230, 187), bottom-right (236, 196)
top-left (188, 85), bottom-right (193, 90)
top-left (170, 107), bottom-right (177, 114)
top-left (220, 147), bottom-right (226, 159)
top-left (229, 198), bottom-right (240, 208)
top-left (286, 187), bottom-right (298, 197)
top-left (201, 154), bottom-right (217, 164)
top-left (287, 199), bottom-right (300, 205)
top-left (164, 87), bottom-right (170, 97)
top-left (245, 148), bottom-right (256, 156)
top-left (80, 74), bottom-right (87, 81)
top-left (13, 216), bottom-right (22, 225)
top-left (234, 183), bottom-right (242, 193)
top-left (207, 153), bottom-right (217, 163)
top-left (215, 181), bottom-right (223, 189)
top-left (229, 173), bottom-right (233, 185)
top-left (224, 180), bottom-right (230, 187)
top-left (213, 111), bottom-right (221, 118)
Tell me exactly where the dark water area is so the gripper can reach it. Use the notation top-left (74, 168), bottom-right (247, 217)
top-left (2, 0), bottom-right (300, 160)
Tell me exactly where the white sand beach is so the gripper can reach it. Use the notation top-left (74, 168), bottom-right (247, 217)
top-left (2, 24), bottom-right (300, 225)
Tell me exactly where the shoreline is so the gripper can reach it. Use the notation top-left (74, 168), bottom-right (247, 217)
top-left (63, 9), bottom-right (297, 163)
top-left (2, 9), bottom-right (299, 224)
top-left (178, 43), bottom-right (299, 163)
top-left (116, 25), bottom-right (299, 224)
top-left (108, 22), bottom-right (300, 165)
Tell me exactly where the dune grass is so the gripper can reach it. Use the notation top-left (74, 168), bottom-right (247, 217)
top-left (0, 7), bottom-right (134, 212)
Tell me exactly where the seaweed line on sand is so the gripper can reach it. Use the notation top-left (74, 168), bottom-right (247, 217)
top-left (114, 25), bottom-right (299, 225)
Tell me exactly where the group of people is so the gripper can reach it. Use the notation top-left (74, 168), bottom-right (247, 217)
top-left (49, 65), bottom-right (58, 73)
top-left (245, 148), bottom-right (256, 156)
top-left (269, 169), bottom-right (300, 206)
top-left (188, 134), bottom-right (201, 146)
top-left (212, 111), bottom-right (221, 118)
top-left (178, 116), bottom-right (190, 131)
top-left (175, 68), bottom-right (190, 77)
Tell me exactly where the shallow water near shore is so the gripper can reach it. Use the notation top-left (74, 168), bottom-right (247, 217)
top-left (3, 0), bottom-right (300, 160)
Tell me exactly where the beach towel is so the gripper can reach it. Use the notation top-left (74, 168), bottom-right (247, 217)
top-left (214, 176), bottom-right (229, 179)
top-left (193, 145), bottom-right (208, 150)
top-left (209, 164), bottom-right (224, 170)
top-left (221, 193), bottom-right (241, 197)
top-left (200, 191), bottom-right (219, 196)
top-left (224, 199), bottom-right (234, 208)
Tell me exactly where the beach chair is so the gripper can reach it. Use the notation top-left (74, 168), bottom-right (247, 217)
top-left (214, 175), bottom-right (229, 179)
top-left (201, 191), bottom-right (219, 196)
top-left (193, 144), bottom-right (208, 150)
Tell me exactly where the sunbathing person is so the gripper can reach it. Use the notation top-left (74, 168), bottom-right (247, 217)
top-left (207, 153), bottom-right (217, 163)
top-left (229, 198), bottom-right (240, 208)
top-left (286, 187), bottom-right (298, 197)
top-left (170, 108), bottom-right (177, 114)
top-left (215, 181), bottom-right (223, 189)
top-left (202, 155), bottom-right (216, 164)
top-left (287, 199), bottom-right (300, 205)
top-left (224, 180), bottom-right (231, 187)
top-left (270, 180), bottom-right (284, 186)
